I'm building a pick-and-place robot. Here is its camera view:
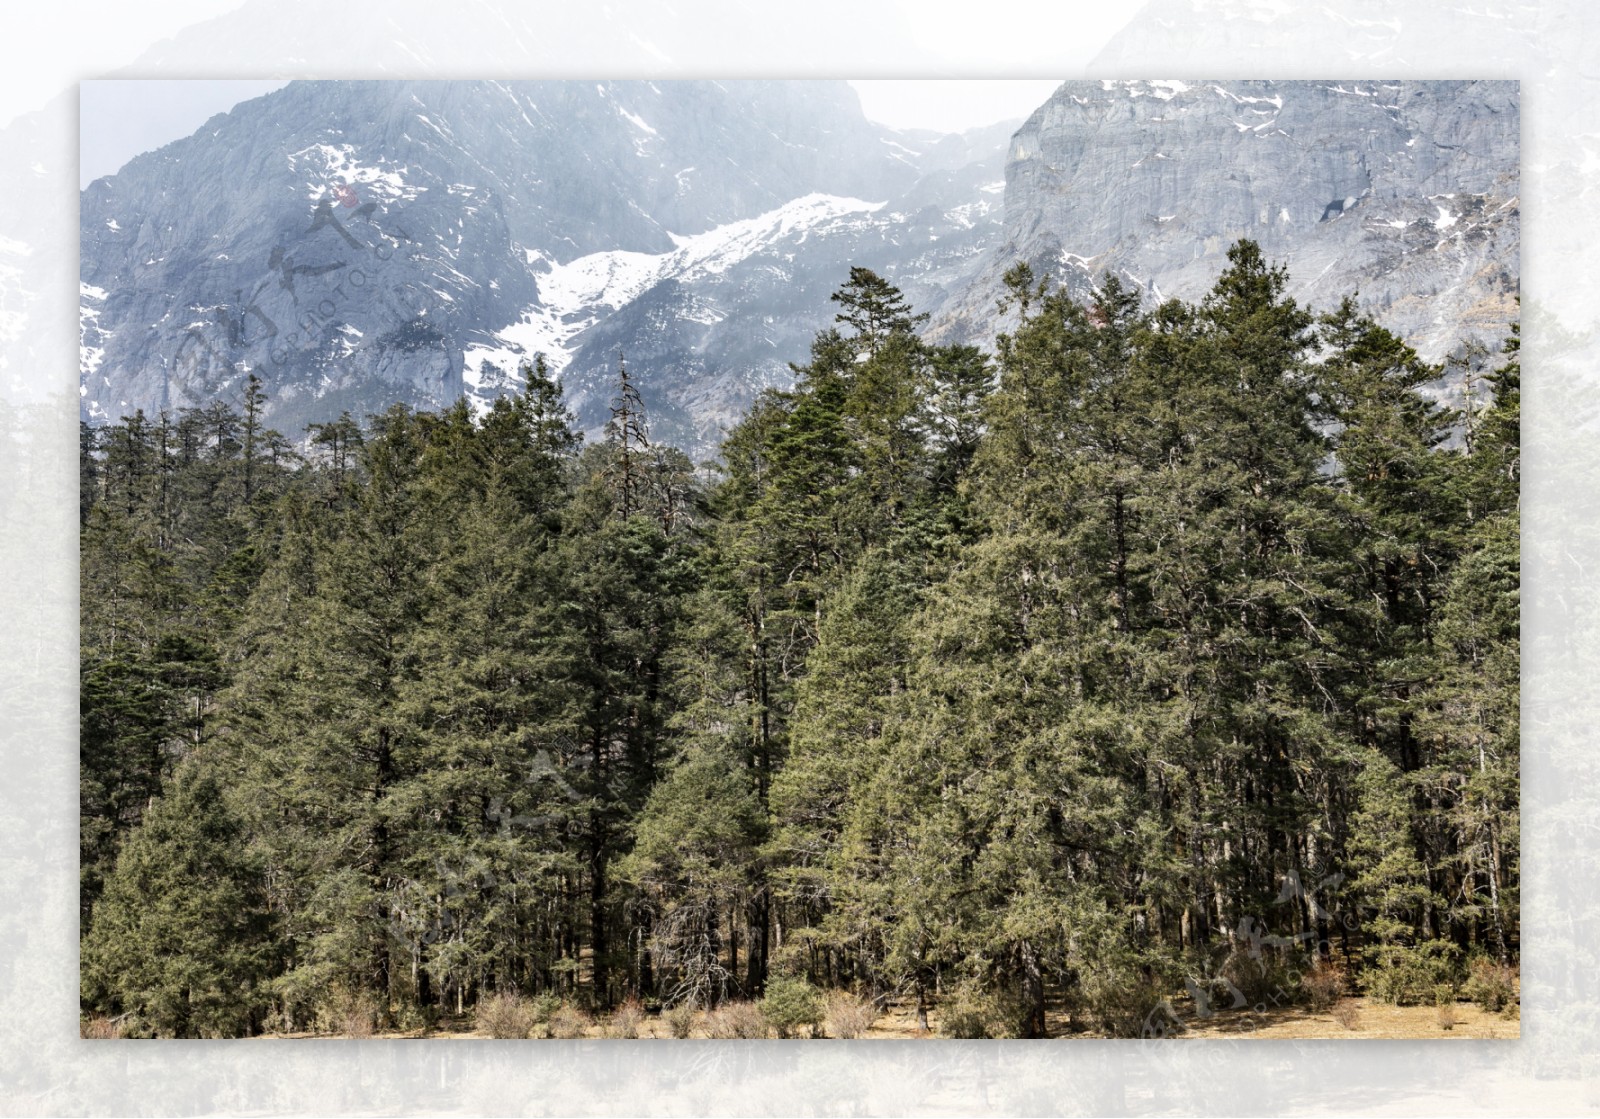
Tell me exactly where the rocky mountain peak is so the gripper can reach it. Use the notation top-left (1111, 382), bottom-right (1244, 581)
top-left (80, 79), bottom-right (1517, 460)
top-left (933, 79), bottom-right (1518, 371)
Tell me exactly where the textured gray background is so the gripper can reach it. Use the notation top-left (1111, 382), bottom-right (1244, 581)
top-left (2, 0), bottom-right (1591, 1113)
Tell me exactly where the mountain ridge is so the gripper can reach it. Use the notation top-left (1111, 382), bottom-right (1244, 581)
top-left (80, 78), bottom-right (1518, 458)
top-left (929, 79), bottom-right (1519, 378)
top-left (80, 79), bottom-right (1010, 455)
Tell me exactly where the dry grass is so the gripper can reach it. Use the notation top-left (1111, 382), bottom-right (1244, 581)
top-left (1300, 963), bottom-right (1347, 1012)
top-left (257, 986), bottom-right (1519, 1041)
top-left (1437, 1001), bottom-right (1459, 1031)
top-left (476, 992), bottom-right (536, 1039)
top-left (80, 1015), bottom-right (126, 1039)
top-left (603, 998), bottom-right (646, 1039)
top-left (1173, 996), bottom-right (1518, 1039)
top-left (547, 1003), bottom-right (593, 1039)
top-left (665, 1001), bottom-right (696, 1039)
top-left (824, 992), bottom-right (878, 1039)
top-left (704, 1000), bottom-right (770, 1039)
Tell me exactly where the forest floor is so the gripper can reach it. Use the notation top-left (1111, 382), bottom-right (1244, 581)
top-left (856, 996), bottom-right (1518, 1040)
top-left (260, 995), bottom-right (1517, 1040)
top-left (1149, 997), bottom-right (1518, 1039)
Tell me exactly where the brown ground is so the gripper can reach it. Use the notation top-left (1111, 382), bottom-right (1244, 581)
top-left (259, 995), bottom-right (1517, 1040)
top-left (854, 994), bottom-right (1518, 1040)
top-left (1168, 997), bottom-right (1518, 1039)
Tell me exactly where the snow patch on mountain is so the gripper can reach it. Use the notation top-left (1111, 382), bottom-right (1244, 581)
top-left (461, 193), bottom-right (885, 412)
top-left (1101, 79), bottom-right (1193, 100)
top-left (286, 142), bottom-right (420, 203)
top-left (79, 281), bottom-right (109, 387)
top-left (660, 193), bottom-right (885, 278)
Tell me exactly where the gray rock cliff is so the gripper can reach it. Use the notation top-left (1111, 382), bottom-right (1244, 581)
top-left (80, 78), bottom-right (1517, 460)
top-left (933, 80), bottom-right (1519, 371)
top-left (79, 80), bottom-right (1004, 455)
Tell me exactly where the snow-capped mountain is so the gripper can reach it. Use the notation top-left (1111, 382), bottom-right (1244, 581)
top-left (931, 80), bottom-right (1520, 374)
top-left (79, 79), bottom-right (1010, 456)
top-left (461, 194), bottom-right (888, 430)
top-left (79, 77), bottom-right (1517, 460)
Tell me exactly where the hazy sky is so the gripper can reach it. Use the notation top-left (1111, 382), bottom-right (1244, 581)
top-left (853, 79), bottom-right (1066, 134)
top-left (79, 79), bottom-right (288, 187)
top-left (79, 78), bottom-right (1070, 189)
top-left (50, 0), bottom-right (1142, 186)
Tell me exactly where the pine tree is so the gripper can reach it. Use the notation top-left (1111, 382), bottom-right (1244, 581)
top-left (220, 405), bottom-right (432, 1022)
top-left (604, 351), bottom-right (651, 519)
top-left (240, 372), bottom-right (267, 504)
top-left (307, 411), bottom-right (364, 502)
top-left (830, 266), bottom-right (927, 359)
top-left (385, 379), bottom-right (583, 1009)
top-left (81, 763), bottom-right (274, 1037)
top-left (620, 745), bottom-right (765, 1007)
top-left (79, 421), bottom-right (101, 526)
top-left (768, 546), bottom-right (924, 998)
top-left (391, 471), bottom-right (577, 1010)
top-left (923, 343), bottom-right (994, 492)
top-left (1416, 322), bottom-right (1520, 962)
top-left (76, 242), bottom-right (1518, 1035)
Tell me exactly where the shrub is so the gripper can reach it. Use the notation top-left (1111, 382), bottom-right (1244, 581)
top-left (80, 1014), bottom-right (126, 1039)
top-left (317, 987), bottom-right (380, 1037)
top-left (529, 992), bottom-right (563, 1024)
top-left (1437, 1001), bottom-right (1458, 1031)
top-left (1464, 957), bottom-right (1518, 1014)
top-left (547, 1003), bottom-right (593, 1039)
top-left (1362, 941), bottom-right (1461, 1006)
top-left (704, 1001), bottom-right (769, 1039)
top-left (476, 991), bottom-right (535, 1039)
top-left (1218, 948), bottom-right (1299, 1007)
top-left (938, 991), bottom-right (991, 1040)
top-left (1074, 972), bottom-right (1168, 1039)
top-left (1331, 1000), bottom-right (1362, 1031)
top-left (824, 992), bottom-right (878, 1039)
top-left (1300, 962), bottom-right (1347, 1012)
top-left (759, 976), bottom-right (824, 1038)
top-left (393, 1002), bottom-right (435, 1036)
top-left (340, 994), bottom-right (379, 1038)
top-left (938, 979), bottom-right (1033, 1039)
top-left (665, 1001), bottom-right (696, 1039)
top-left (603, 998), bottom-right (646, 1039)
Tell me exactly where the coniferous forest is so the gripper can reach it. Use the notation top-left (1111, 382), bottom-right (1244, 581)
top-left (79, 242), bottom-right (1519, 1038)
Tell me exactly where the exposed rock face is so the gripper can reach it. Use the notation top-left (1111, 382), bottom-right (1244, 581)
top-left (80, 78), bottom-right (1517, 460)
top-left (548, 160), bottom-right (1009, 452)
top-left (79, 79), bottom-right (1007, 456)
top-left (933, 80), bottom-right (1519, 368)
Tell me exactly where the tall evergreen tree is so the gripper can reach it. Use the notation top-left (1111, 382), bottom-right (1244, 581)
top-left (77, 246), bottom-right (1518, 1035)
top-left (81, 763), bottom-right (274, 1037)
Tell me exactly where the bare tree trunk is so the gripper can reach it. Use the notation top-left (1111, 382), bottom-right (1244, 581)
top-left (1021, 940), bottom-right (1046, 1038)
top-left (746, 891), bottom-right (769, 995)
